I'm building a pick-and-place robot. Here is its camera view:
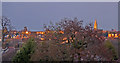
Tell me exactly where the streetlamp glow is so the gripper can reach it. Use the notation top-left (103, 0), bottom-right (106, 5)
top-left (26, 31), bottom-right (28, 34)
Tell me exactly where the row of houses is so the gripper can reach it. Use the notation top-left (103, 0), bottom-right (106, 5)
top-left (5, 30), bottom-right (45, 40)
top-left (102, 30), bottom-right (119, 39)
top-left (3, 27), bottom-right (45, 40)
top-left (3, 26), bottom-right (120, 42)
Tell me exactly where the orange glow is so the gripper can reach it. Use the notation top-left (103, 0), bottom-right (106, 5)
top-left (59, 31), bottom-right (64, 34)
top-left (40, 32), bottom-right (45, 34)
top-left (26, 31), bottom-right (29, 34)
top-left (13, 36), bottom-right (16, 38)
top-left (112, 34), bottom-right (114, 37)
top-left (66, 40), bottom-right (68, 43)
top-left (115, 34), bottom-right (118, 38)
top-left (61, 41), bottom-right (65, 44)
top-left (94, 19), bottom-right (97, 30)
top-left (61, 40), bottom-right (68, 44)
top-left (94, 26), bottom-right (97, 30)
top-left (108, 34), bottom-right (111, 37)
top-left (16, 35), bottom-right (19, 39)
top-left (41, 38), bottom-right (45, 40)
top-left (36, 32), bottom-right (39, 34)
top-left (118, 34), bottom-right (120, 36)
top-left (75, 32), bottom-right (77, 34)
top-left (63, 37), bottom-right (67, 40)
top-left (14, 32), bottom-right (16, 34)
top-left (46, 31), bottom-right (50, 33)
top-left (22, 32), bottom-right (24, 34)
top-left (118, 34), bottom-right (120, 38)
top-left (39, 32), bottom-right (42, 34)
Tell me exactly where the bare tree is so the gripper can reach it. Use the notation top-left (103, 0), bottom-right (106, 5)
top-left (1, 16), bottom-right (11, 42)
top-left (42, 17), bottom-right (113, 61)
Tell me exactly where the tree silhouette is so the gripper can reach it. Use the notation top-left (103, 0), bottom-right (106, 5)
top-left (41, 17), bottom-right (114, 61)
top-left (1, 16), bottom-right (11, 42)
top-left (12, 38), bottom-right (36, 63)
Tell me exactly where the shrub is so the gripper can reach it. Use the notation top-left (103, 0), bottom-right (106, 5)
top-left (12, 38), bottom-right (36, 63)
top-left (105, 40), bottom-right (118, 60)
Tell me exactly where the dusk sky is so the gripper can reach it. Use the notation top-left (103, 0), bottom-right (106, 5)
top-left (2, 2), bottom-right (118, 31)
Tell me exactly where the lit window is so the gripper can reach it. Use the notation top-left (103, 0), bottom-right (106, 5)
top-left (115, 34), bottom-right (118, 38)
top-left (112, 34), bottom-right (114, 37)
top-left (108, 34), bottom-right (111, 37)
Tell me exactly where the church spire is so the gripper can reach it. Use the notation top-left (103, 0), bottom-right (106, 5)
top-left (94, 19), bottom-right (97, 30)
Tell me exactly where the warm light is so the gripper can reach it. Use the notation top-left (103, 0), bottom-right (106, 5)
top-left (40, 32), bottom-right (45, 34)
top-left (94, 26), bottom-right (97, 30)
top-left (75, 32), bottom-right (77, 34)
top-left (7, 35), bottom-right (9, 37)
top-left (41, 38), bottom-right (45, 40)
top-left (108, 34), bottom-right (111, 37)
top-left (36, 32), bottom-right (39, 34)
top-left (47, 31), bottom-right (50, 33)
top-left (14, 32), bottom-right (16, 34)
top-left (13, 36), bottom-right (16, 38)
top-left (59, 31), bottom-right (64, 34)
top-left (115, 34), bottom-right (118, 38)
top-left (66, 40), bottom-right (68, 43)
top-left (22, 32), bottom-right (24, 34)
top-left (26, 31), bottom-right (28, 34)
top-left (112, 34), bottom-right (114, 37)
top-left (37, 32), bottom-right (45, 34)
top-left (118, 34), bottom-right (120, 38)
top-left (16, 35), bottom-right (19, 39)
top-left (61, 41), bottom-right (65, 44)
top-left (63, 37), bottom-right (67, 40)
top-left (94, 19), bottom-right (97, 30)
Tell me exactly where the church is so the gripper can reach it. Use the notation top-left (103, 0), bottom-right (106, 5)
top-left (94, 19), bottom-right (98, 30)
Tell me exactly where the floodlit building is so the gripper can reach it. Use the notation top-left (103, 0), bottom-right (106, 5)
top-left (94, 19), bottom-right (98, 30)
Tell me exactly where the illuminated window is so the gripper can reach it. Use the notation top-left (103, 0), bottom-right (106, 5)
top-left (115, 34), bottom-right (118, 38)
top-left (108, 34), bottom-right (111, 37)
top-left (112, 34), bottom-right (114, 37)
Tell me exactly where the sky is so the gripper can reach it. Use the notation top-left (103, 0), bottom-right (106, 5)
top-left (2, 0), bottom-right (120, 2)
top-left (118, 2), bottom-right (120, 31)
top-left (2, 2), bottom-right (118, 31)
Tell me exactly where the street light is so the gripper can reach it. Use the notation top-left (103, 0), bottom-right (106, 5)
top-left (26, 31), bottom-right (28, 34)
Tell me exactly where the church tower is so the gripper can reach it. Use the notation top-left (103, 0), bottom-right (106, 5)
top-left (24, 26), bottom-right (28, 32)
top-left (94, 19), bottom-right (97, 30)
